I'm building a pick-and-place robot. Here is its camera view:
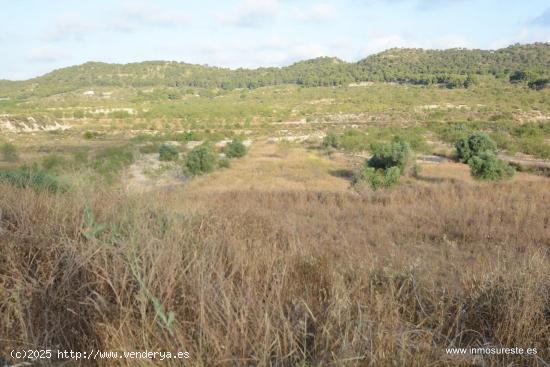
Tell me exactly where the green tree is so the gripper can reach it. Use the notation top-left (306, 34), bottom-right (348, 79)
top-left (185, 144), bottom-right (218, 175)
top-left (455, 133), bottom-right (497, 162)
top-left (468, 152), bottom-right (515, 181)
top-left (368, 141), bottom-right (411, 170)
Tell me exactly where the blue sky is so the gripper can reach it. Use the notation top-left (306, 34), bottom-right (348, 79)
top-left (1, 0), bottom-right (549, 80)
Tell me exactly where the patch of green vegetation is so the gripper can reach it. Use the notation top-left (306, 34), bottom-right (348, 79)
top-left (354, 141), bottom-right (412, 190)
top-left (339, 130), bottom-right (370, 152)
top-left (159, 144), bottom-right (179, 161)
top-left (185, 144), bottom-right (218, 176)
top-left (354, 166), bottom-right (401, 190)
top-left (0, 167), bottom-right (67, 193)
top-left (468, 152), bottom-right (515, 181)
top-left (455, 133), bottom-right (497, 162)
top-left (368, 141), bottom-right (412, 171)
top-left (42, 154), bottom-right (67, 171)
top-left (91, 146), bottom-right (136, 182)
top-left (322, 131), bottom-right (340, 149)
top-left (224, 139), bottom-right (247, 158)
top-left (1, 143), bottom-right (19, 162)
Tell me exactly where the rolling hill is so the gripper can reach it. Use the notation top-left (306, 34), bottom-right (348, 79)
top-left (1, 43), bottom-right (549, 98)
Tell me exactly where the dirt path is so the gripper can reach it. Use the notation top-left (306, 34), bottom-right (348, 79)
top-left (499, 154), bottom-right (550, 169)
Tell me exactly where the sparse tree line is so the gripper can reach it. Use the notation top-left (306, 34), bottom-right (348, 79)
top-left (323, 130), bottom-right (515, 190)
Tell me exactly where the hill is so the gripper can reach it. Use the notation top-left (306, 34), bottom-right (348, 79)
top-left (1, 43), bottom-right (549, 98)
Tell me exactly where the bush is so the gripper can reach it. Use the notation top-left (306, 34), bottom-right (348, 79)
top-left (224, 139), bottom-right (247, 158)
top-left (354, 166), bottom-right (401, 190)
top-left (83, 131), bottom-right (97, 140)
top-left (1, 143), bottom-right (18, 162)
top-left (468, 152), bottom-right (515, 181)
top-left (322, 132), bottom-right (340, 149)
top-left (455, 133), bottom-right (497, 162)
top-left (0, 168), bottom-right (66, 193)
top-left (159, 144), bottom-right (179, 161)
top-left (185, 144), bottom-right (218, 175)
top-left (368, 141), bottom-right (411, 170)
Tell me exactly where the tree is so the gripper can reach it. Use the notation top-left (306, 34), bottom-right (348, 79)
top-left (455, 133), bottom-right (497, 162)
top-left (368, 141), bottom-right (412, 171)
top-left (185, 144), bottom-right (218, 175)
top-left (468, 152), bottom-right (515, 181)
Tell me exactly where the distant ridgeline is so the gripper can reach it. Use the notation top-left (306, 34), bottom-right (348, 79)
top-left (1, 43), bottom-right (549, 97)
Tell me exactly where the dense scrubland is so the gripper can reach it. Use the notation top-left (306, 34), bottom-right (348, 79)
top-left (1, 44), bottom-right (550, 366)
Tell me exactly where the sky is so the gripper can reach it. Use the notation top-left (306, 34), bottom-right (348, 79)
top-left (0, 0), bottom-right (549, 80)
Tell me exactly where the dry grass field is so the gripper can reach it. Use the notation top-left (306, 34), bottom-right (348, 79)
top-left (1, 139), bottom-right (549, 365)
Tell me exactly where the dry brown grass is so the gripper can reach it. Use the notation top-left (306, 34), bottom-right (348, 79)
top-left (1, 179), bottom-right (550, 366)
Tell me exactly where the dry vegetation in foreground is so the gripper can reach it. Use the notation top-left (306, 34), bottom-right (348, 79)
top-left (1, 179), bottom-right (550, 366)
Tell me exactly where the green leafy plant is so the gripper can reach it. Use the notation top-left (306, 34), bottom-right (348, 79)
top-left (0, 167), bottom-right (66, 193)
top-left (468, 152), bottom-right (515, 181)
top-left (224, 139), bottom-right (247, 158)
top-left (158, 144), bottom-right (179, 161)
top-left (185, 143), bottom-right (218, 175)
top-left (455, 133), bottom-right (497, 162)
top-left (322, 132), bottom-right (340, 149)
top-left (354, 166), bottom-right (401, 190)
top-left (82, 205), bottom-right (106, 240)
top-left (368, 141), bottom-right (412, 170)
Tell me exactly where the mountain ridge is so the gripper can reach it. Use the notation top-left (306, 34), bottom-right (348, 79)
top-left (1, 43), bottom-right (548, 97)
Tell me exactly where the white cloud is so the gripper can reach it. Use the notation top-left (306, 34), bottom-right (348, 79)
top-left (218, 0), bottom-right (281, 28)
top-left (46, 13), bottom-right (97, 41)
top-left (28, 46), bottom-right (67, 63)
top-left (115, 1), bottom-right (190, 30)
top-left (293, 3), bottom-right (336, 22)
top-left (196, 36), bottom-right (342, 68)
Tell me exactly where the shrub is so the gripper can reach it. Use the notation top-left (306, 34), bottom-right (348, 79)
top-left (0, 168), bottom-right (66, 193)
top-left (1, 143), bottom-right (18, 162)
top-left (354, 166), bottom-right (401, 190)
top-left (224, 139), bottom-right (247, 158)
top-left (468, 152), bottom-right (515, 181)
top-left (159, 144), bottom-right (179, 161)
top-left (368, 141), bottom-right (411, 171)
top-left (455, 133), bottom-right (497, 162)
top-left (185, 144), bottom-right (218, 175)
top-left (83, 131), bottom-right (97, 140)
top-left (322, 132), bottom-right (340, 149)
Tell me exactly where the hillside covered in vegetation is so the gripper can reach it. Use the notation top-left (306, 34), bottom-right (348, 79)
top-left (1, 43), bottom-right (549, 98)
